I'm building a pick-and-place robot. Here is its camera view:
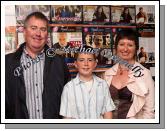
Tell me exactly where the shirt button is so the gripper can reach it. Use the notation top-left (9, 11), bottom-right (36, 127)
top-left (37, 109), bottom-right (40, 112)
top-left (36, 96), bottom-right (39, 99)
top-left (35, 71), bottom-right (37, 73)
top-left (36, 84), bottom-right (38, 86)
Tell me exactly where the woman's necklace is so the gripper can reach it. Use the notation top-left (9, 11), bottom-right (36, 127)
top-left (119, 66), bottom-right (129, 75)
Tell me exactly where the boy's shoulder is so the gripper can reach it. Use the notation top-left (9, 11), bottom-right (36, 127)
top-left (93, 75), bottom-right (106, 83)
top-left (64, 77), bottom-right (79, 89)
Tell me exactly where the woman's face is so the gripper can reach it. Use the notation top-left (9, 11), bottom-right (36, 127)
top-left (98, 7), bottom-right (102, 13)
top-left (125, 8), bottom-right (129, 14)
top-left (116, 38), bottom-right (136, 63)
top-left (85, 34), bottom-right (91, 43)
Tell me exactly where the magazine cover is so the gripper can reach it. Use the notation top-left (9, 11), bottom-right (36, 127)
top-left (111, 5), bottom-right (136, 25)
top-left (5, 26), bottom-right (17, 54)
top-left (137, 24), bottom-right (155, 65)
top-left (51, 5), bottom-right (82, 23)
top-left (138, 37), bottom-right (155, 64)
top-left (136, 5), bottom-right (155, 24)
top-left (51, 26), bottom-right (82, 72)
top-left (83, 27), bottom-right (113, 66)
top-left (83, 5), bottom-right (110, 24)
top-left (137, 24), bottom-right (155, 37)
top-left (15, 5), bottom-right (50, 26)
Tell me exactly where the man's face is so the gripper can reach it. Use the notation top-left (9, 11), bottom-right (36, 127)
top-left (24, 16), bottom-right (48, 52)
top-left (140, 8), bottom-right (143, 13)
top-left (94, 35), bottom-right (103, 47)
top-left (141, 48), bottom-right (144, 52)
top-left (58, 33), bottom-right (68, 47)
top-left (106, 34), bottom-right (111, 44)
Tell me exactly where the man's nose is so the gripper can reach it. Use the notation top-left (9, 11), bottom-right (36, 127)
top-left (35, 29), bottom-right (42, 36)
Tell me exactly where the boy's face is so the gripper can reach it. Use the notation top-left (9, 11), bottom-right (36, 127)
top-left (74, 53), bottom-right (97, 78)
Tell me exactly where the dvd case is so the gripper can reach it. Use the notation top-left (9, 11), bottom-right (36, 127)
top-left (51, 5), bottom-right (82, 24)
top-left (136, 5), bottom-right (155, 24)
top-left (5, 26), bottom-right (17, 54)
top-left (83, 27), bottom-right (113, 67)
top-left (15, 5), bottom-right (50, 26)
top-left (83, 5), bottom-right (110, 24)
top-left (111, 5), bottom-right (136, 25)
top-left (51, 26), bottom-right (82, 73)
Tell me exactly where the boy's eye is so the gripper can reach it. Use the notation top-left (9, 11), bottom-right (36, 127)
top-left (77, 58), bottom-right (95, 62)
top-left (88, 59), bottom-right (94, 62)
top-left (77, 59), bottom-right (84, 62)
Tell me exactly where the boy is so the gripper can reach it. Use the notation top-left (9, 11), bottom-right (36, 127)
top-left (60, 46), bottom-right (115, 119)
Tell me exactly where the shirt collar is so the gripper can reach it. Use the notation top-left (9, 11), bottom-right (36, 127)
top-left (74, 73), bottom-right (102, 85)
top-left (105, 61), bottom-right (141, 76)
top-left (23, 46), bottom-right (45, 60)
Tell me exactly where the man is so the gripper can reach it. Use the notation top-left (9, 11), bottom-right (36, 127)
top-left (53, 32), bottom-right (73, 58)
top-left (5, 12), bottom-right (70, 119)
top-left (92, 35), bottom-right (103, 48)
top-left (138, 47), bottom-right (148, 64)
top-left (53, 32), bottom-right (70, 48)
top-left (105, 33), bottom-right (111, 47)
top-left (136, 7), bottom-right (147, 24)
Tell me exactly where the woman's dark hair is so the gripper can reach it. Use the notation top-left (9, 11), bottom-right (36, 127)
top-left (93, 6), bottom-right (107, 21)
top-left (115, 29), bottom-right (139, 50)
top-left (115, 29), bottom-right (139, 59)
top-left (123, 7), bottom-right (129, 14)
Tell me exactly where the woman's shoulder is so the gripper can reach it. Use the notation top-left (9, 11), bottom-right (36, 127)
top-left (132, 62), bottom-right (152, 77)
top-left (104, 64), bottom-right (118, 76)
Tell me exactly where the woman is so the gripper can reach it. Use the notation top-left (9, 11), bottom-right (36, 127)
top-left (92, 6), bottom-right (107, 22)
top-left (85, 34), bottom-right (92, 47)
top-left (119, 7), bottom-right (133, 23)
top-left (104, 29), bottom-right (155, 119)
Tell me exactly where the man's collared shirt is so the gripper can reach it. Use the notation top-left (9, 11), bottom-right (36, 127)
top-left (20, 48), bottom-right (45, 119)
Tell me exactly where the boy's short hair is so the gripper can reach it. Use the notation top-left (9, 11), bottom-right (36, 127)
top-left (74, 45), bottom-right (97, 60)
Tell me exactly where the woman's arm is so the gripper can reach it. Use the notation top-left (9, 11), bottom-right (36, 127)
top-left (142, 70), bottom-right (155, 118)
top-left (103, 111), bottom-right (113, 119)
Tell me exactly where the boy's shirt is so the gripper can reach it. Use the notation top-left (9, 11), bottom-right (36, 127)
top-left (60, 74), bottom-right (116, 119)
